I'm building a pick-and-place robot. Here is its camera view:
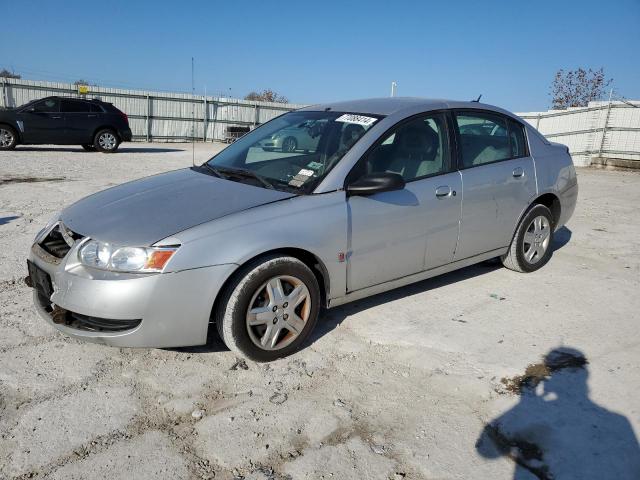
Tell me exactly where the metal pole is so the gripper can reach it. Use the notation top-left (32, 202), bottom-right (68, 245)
top-left (598, 88), bottom-right (613, 158)
top-left (211, 100), bottom-right (218, 141)
top-left (146, 95), bottom-right (151, 142)
top-left (1, 80), bottom-right (6, 108)
top-left (254, 103), bottom-right (259, 127)
top-left (203, 96), bottom-right (207, 142)
top-left (390, 81), bottom-right (397, 97)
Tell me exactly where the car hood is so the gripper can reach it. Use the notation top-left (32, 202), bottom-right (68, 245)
top-left (60, 168), bottom-right (295, 245)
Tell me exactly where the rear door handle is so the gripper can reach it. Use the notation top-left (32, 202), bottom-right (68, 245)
top-left (87, 114), bottom-right (97, 118)
top-left (50, 116), bottom-right (62, 120)
top-left (512, 167), bottom-right (524, 178)
top-left (436, 185), bottom-right (456, 198)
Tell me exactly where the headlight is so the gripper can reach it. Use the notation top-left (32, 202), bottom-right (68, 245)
top-left (78, 240), bottom-right (178, 273)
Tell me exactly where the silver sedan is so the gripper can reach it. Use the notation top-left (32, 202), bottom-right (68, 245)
top-left (27, 98), bottom-right (578, 361)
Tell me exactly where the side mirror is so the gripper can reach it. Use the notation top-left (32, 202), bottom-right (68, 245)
top-left (346, 172), bottom-right (405, 197)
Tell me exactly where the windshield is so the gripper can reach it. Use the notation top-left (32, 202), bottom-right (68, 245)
top-left (203, 111), bottom-right (381, 193)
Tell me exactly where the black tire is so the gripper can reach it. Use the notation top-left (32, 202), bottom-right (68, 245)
top-left (281, 136), bottom-right (297, 153)
top-left (215, 255), bottom-right (321, 362)
top-left (0, 125), bottom-right (18, 151)
top-left (502, 204), bottom-right (554, 273)
top-left (94, 129), bottom-right (120, 153)
top-left (81, 144), bottom-right (96, 151)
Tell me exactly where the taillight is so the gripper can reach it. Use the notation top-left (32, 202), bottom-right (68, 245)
top-left (119, 111), bottom-right (129, 124)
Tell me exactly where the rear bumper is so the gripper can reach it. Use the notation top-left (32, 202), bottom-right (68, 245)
top-left (557, 181), bottom-right (578, 229)
top-left (28, 244), bottom-right (236, 348)
top-left (119, 127), bottom-right (132, 142)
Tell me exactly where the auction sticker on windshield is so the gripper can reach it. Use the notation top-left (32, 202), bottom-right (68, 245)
top-left (335, 114), bottom-right (378, 126)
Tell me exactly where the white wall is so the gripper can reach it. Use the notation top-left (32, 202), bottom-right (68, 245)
top-left (0, 79), bottom-right (305, 142)
top-left (2, 79), bottom-right (638, 166)
top-left (517, 101), bottom-right (640, 167)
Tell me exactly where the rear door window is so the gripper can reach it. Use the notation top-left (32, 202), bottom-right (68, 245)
top-left (89, 103), bottom-right (104, 113)
top-left (455, 112), bottom-right (510, 167)
top-left (61, 99), bottom-right (91, 113)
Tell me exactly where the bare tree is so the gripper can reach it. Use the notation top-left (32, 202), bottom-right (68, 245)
top-left (74, 79), bottom-right (95, 86)
top-left (244, 89), bottom-right (289, 103)
top-left (550, 68), bottom-right (612, 109)
top-left (0, 69), bottom-right (21, 79)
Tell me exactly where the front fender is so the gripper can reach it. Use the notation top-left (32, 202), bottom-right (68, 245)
top-left (164, 191), bottom-right (349, 300)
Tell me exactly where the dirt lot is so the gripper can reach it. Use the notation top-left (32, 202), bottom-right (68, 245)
top-left (1, 143), bottom-right (639, 479)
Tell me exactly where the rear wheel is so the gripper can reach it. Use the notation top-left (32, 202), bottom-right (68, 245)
top-left (81, 144), bottom-right (96, 151)
top-left (0, 126), bottom-right (17, 150)
top-left (502, 204), bottom-right (554, 273)
top-left (215, 255), bottom-right (320, 362)
top-left (94, 129), bottom-right (120, 153)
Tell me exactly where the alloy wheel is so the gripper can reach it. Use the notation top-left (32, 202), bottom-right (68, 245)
top-left (523, 215), bottom-right (551, 264)
top-left (245, 275), bottom-right (311, 351)
top-left (0, 128), bottom-right (14, 147)
top-left (98, 132), bottom-right (117, 150)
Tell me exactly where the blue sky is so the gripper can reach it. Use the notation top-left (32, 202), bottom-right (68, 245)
top-left (2, 0), bottom-right (639, 111)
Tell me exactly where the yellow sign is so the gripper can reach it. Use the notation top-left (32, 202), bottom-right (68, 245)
top-left (77, 85), bottom-right (89, 95)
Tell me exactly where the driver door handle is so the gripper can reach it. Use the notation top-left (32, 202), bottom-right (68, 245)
top-left (50, 116), bottom-right (62, 120)
top-left (436, 185), bottom-right (455, 199)
top-left (512, 167), bottom-right (524, 178)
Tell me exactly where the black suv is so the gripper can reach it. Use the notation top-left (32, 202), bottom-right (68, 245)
top-left (0, 96), bottom-right (132, 152)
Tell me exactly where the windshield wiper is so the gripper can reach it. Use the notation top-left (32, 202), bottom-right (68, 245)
top-left (200, 163), bottom-right (227, 179)
top-left (213, 166), bottom-right (276, 190)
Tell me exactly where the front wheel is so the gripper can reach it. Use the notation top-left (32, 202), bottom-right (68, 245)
top-left (215, 255), bottom-right (320, 361)
top-left (0, 126), bottom-right (17, 150)
top-left (94, 129), bottom-right (120, 153)
top-left (502, 204), bottom-right (554, 273)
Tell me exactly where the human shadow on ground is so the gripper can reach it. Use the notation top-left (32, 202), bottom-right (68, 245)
top-left (0, 215), bottom-right (21, 226)
top-left (552, 226), bottom-right (572, 251)
top-left (476, 347), bottom-right (640, 479)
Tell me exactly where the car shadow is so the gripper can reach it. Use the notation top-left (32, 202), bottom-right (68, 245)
top-left (310, 227), bottom-right (573, 345)
top-left (166, 331), bottom-right (229, 354)
top-left (308, 261), bottom-right (503, 345)
top-left (117, 147), bottom-right (186, 153)
top-left (14, 146), bottom-right (185, 153)
top-left (475, 347), bottom-right (640, 479)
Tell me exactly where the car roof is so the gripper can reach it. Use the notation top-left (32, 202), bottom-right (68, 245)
top-left (41, 96), bottom-right (104, 103)
top-left (300, 97), bottom-right (517, 118)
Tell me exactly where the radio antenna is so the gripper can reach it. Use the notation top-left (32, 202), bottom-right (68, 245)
top-left (472, 94), bottom-right (482, 103)
top-left (191, 57), bottom-right (195, 166)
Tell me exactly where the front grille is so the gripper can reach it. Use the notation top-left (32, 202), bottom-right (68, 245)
top-left (40, 224), bottom-right (83, 259)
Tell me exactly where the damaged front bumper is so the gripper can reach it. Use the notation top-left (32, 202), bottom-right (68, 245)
top-left (27, 241), bottom-right (236, 348)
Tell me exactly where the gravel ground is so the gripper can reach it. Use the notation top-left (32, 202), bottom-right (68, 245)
top-left (1, 144), bottom-right (639, 479)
